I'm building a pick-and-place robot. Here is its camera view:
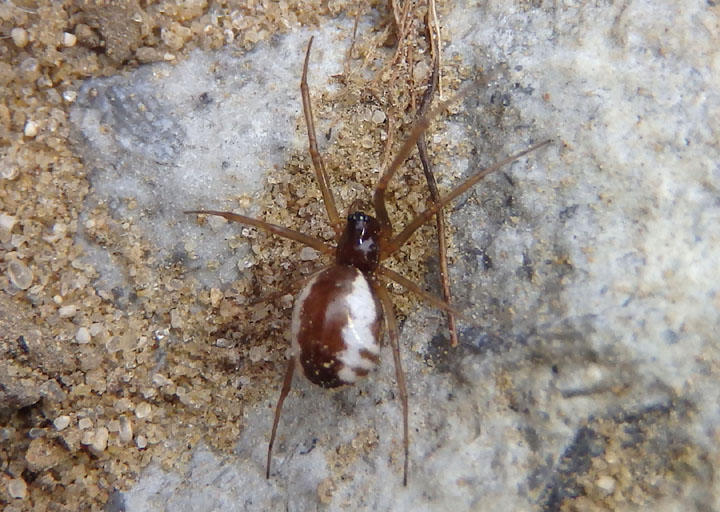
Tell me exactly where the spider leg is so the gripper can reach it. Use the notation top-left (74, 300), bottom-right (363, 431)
top-left (382, 139), bottom-right (552, 256)
top-left (266, 360), bottom-right (295, 479)
top-left (185, 210), bottom-right (333, 255)
top-left (377, 266), bottom-right (465, 319)
top-left (301, 37), bottom-right (343, 237)
top-left (372, 280), bottom-right (409, 486)
top-left (373, 87), bottom-right (469, 252)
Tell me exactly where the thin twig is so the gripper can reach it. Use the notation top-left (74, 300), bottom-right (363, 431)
top-left (415, 4), bottom-right (459, 347)
top-left (428, 0), bottom-right (443, 98)
top-left (344, 10), bottom-right (361, 78)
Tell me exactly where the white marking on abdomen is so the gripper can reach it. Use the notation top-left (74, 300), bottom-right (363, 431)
top-left (336, 272), bottom-right (380, 383)
top-left (290, 271), bottom-right (319, 360)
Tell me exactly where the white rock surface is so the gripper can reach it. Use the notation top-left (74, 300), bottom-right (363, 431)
top-left (71, 1), bottom-right (719, 510)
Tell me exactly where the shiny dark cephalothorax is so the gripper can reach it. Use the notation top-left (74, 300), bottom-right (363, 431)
top-left (186, 37), bottom-right (549, 486)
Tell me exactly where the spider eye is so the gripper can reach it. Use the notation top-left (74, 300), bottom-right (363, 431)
top-left (348, 212), bottom-right (368, 222)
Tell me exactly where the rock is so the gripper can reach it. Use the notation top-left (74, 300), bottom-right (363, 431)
top-left (7, 477), bottom-right (27, 499)
top-left (90, 427), bottom-right (109, 455)
top-left (53, 415), bottom-right (71, 431)
top-left (8, 259), bottom-right (33, 289)
top-left (25, 438), bottom-right (65, 472)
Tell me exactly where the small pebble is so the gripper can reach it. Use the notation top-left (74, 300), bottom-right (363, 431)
top-left (46, 87), bottom-right (62, 105)
top-left (596, 475), bottom-right (616, 494)
top-left (62, 89), bottom-right (77, 103)
top-left (279, 293), bottom-right (293, 309)
top-left (215, 337), bottom-right (234, 348)
top-left (78, 417), bottom-right (93, 430)
top-left (136, 435), bottom-right (147, 449)
top-left (7, 477), bottom-right (27, 499)
top-left (10, 27), bottom-right (28, 48)
top-left (19, 57), bottom-right (39, 80)
top-left (90, 427), bottom-right (109, 454)
top-left (0, 428), bottom-right (13, 441)
top-left (23, 120), bottom-right (39, 137)
top-left (371, 109), bottom-right (387, 124)
top-left (25, 437), bottom-right (63, 471)
top-left (152, 373), bottom-right (172, 387)
top-left (62, 32), bottom-right (77, 47)
top-left (1, 165), bottom-right (19, 180)
top-left (37, 75), bottom-right (52, 89)
top-left (299, 247), bottom-right (319, 261)
top-left (10, 234), bottom-right (26, 249)
top-left (58, 304), bottom-right (76, 318)
top-left (75, 327), bottom-right (91, 344)
top-left (161, 23), bottom-right (191, 50)
top-left (114, 398), bottom-right (133, 412)
top-left (0, 213), bottom-right (16, 243)
top-left (105, 336), bottom-right (122, 353)
top-left (135, 402), bottom-right (151, 419)
top-left (170, 308), bottom-right (183, 329)
top-left (119, 415), bottom-right (133, 443)
top-left (8, 259), bottom-right (33, 289)
top-left (28, 427), bottom-right (45, 438)
top-left (53, 415), bottom-right (71, 431)
top-left (210, 287), bottom-right (223, 307)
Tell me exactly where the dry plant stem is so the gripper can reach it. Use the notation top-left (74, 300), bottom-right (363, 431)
top-left (266, 361), bottom-right (295, 479)
top-left (408, 43), bottom-right (417, 112)
top-left (344, 11), bottom-right (361, 77)
top-left (417, 21), bottom-right (458, 346)
top-left (388, 0), bottom-right (414, 71)
top-left (184, 210), bottom-right (333, 254)
top-left (302, 37), bottom-right (343, 236)
top-left (417, 121), bottom-right (458, 344)
top-left (428, 0), bottom-right (443, 98)
top-left (385, 140), bottom-right (553, 255)
top-left (373, 279), bottom-right (409, 486)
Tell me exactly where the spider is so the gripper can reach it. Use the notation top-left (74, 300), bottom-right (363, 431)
top-left (187, 37), bottom-right (549, 485)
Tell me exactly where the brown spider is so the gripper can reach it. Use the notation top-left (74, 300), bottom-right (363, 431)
top-left (187, 37), bottom-right (549, 485)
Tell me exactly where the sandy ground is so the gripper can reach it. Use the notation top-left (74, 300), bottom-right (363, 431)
top-left (2, 1), bottom-right (719, 511)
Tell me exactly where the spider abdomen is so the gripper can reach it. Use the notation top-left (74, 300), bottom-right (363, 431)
top-left (291, 265), bottom-right (382, 388)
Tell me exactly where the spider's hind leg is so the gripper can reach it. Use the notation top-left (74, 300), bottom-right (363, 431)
top-left (266, 361), bottom-right (295, 479)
